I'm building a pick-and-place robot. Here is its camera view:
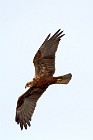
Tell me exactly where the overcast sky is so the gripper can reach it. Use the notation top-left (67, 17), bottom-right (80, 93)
top-left (0, 0), bottom-right (93, 140)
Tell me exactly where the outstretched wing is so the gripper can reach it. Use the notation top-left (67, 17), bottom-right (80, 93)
top-left (33, 29), bottom-right (65, 78)
top-left (15, 87), bottom-right (47, 130)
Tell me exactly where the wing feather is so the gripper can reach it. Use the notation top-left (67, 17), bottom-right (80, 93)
top-left (33, 29), bottom-right (65, 78)
top-left (15, 87), bottom-right (47, 130)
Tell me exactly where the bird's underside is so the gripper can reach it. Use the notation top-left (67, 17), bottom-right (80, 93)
top-left (15, 29), bottom-right (72, 130)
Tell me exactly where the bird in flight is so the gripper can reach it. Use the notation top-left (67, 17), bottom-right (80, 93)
top-left (15, 29), bottom-right (72, 130)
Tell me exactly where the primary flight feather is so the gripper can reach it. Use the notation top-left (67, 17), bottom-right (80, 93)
top-left (15, 29), bottom-right (72, 130)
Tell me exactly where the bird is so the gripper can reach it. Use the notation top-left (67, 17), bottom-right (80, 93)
top-left (15, 29), bottom-right (72, 130)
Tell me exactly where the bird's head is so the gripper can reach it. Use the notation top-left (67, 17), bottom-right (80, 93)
top-left (25, 81), bottom-right (33, 88)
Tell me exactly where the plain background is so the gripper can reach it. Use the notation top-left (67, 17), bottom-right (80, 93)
top-left (0, 0), bottom-right (93, 140)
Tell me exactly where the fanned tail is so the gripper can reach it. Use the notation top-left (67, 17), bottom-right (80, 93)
top-left (56, 73), bottom-right (72, 84)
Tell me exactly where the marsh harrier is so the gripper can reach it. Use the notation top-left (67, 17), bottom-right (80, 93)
top-left (15, 29), bottom-right (72, 130)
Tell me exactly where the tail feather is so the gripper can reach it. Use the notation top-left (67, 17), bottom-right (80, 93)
top-left (56, 73), bottom-right (72, 84)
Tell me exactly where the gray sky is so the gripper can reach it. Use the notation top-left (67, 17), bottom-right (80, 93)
top-left (0, 0), bottom-right (93, 139)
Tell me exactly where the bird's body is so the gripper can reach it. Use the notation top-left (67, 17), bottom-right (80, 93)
top-left (15, 29), bottom-right (72, 130)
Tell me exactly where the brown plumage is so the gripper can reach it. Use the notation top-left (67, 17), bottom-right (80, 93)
top-left (15, 29), bottom-right (72, 130)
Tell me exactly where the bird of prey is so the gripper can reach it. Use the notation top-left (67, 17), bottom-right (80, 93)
top-left (15, 29), bottom-right (72, 130)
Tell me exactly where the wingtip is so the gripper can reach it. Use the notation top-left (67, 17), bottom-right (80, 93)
top-left (57, 29), bottom-right (64, 33)
top-left (57, 29), bottom-right (61, 32)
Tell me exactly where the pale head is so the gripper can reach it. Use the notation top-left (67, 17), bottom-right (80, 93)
top-left (25, 81), bottom-right (34, 88)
